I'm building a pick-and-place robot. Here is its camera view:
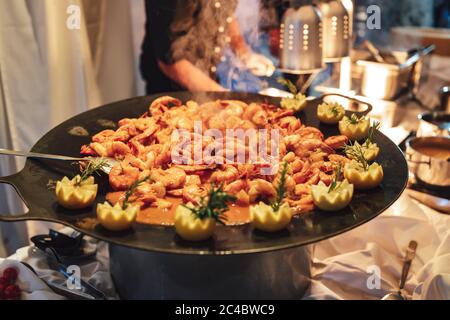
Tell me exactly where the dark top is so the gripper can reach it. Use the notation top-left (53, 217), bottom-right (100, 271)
top-left (140, 0), bottom-right (238, 94)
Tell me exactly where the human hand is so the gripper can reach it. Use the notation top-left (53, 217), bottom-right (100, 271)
top-left (240, 52), bottom-right (275, 77)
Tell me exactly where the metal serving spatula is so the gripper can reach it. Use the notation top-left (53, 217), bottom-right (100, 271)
top-left (0, 148), bottom-right (117, 174)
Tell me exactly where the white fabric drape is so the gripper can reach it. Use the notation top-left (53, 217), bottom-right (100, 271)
top-left (0, 0), bottom-right (145, 255)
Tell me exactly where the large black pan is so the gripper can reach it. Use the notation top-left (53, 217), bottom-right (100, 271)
top-left (0, 92), bottom-right (408, 255)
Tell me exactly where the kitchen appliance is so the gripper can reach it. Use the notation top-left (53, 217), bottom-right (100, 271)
top-left (356, 46), bottom-right (435, 101)
top-left (0, 92), bottom-right (408, 299)
top-left (319, 0), bottom-right (351, 62)
top-left (279, 3), bottom-right (324, 74)
top-left (439, 86), bottom-right (450, 113)
top-left (406, 136), bottom-right (450, 189)
top-left (357, 58), bottom-right (413, 101)
top-left (417, 112), bottom-right (450, 137)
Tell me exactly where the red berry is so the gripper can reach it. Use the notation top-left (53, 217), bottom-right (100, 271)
top-left (0, 283), bottom-right (5, 295)
top-left (0, 276), bottom-right (11, 286)
top-left (3, 284), bottom-right (21, 300)
top-left (2, 268), bottom-right (18, 282)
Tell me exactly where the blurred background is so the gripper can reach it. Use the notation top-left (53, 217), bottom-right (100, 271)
top-left (0, 0), bottom-right (449, 256)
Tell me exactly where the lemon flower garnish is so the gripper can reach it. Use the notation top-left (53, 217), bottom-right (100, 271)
top-left (345, 140), bottom-right (380, 162)
top-left (97, 202), bottom-right (139, 231)
top-left (344, 160), bottom-right (384, 190)
top-left (339, 114), bottom-right (370, 141)
top-left (174, 204), bottom-right (216, 242)
top-left (250, 161), bottom-right (292, 232)
top-left (175, 185), bottom-right (236, 241)
top-left (55, 175), bottom-right (98, 209)
top-left (280, 94), bottom-right (307, 112)
top-left (317, 102), bottom-right (345, 124)
top-left (311, 180), bottom-right (354, 211)
top-left (277, 78), bottom-right (307, 112)
top-left (250, 202), bottom-right (292, 232)
top-left (345, 121), bottom-right (381, 161)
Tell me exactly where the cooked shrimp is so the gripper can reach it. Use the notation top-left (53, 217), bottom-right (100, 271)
top-left (294, 139), bottom-right (334, 157)
top-left (224, 179), bottom-right (247, 194)
top-left (133, 181), bottom-right (166, 206)
top-left (210, 165), bottom-right (239, 184)
top-left (294, 127), bottom-right (324, 140)
top-left (272, 173), bottom-right (295, 195)
top-left (149, 96), bottom-right (182, 118)
top-left (287, 195), bottom-right (314, 214)
top-left (151, 167), bottom-right (186, 189)
top-left (186, 175), bottom-right (201, 185)
top-left (248, 179), bottom-right (277, 203)
top-left (109, 162), bottom-right (140, 191)
top-left (328, 154), bottom-right (350, 165)
top-left (277, 116), bottom-right (302, 134)
top-left (243, 103), bottom-right (268, 127)
top-left (182, 184), bottom-right (208, 205)
top-left (92, 130), bottom-right (115, 143)
top-left (324, 135), bottom-right (349, 149)
top-left (293, 161), bottom-right (312, 184)
top-left (131, 125), bottom-right (159, 144)
top-left (294, 184), bottom-right (311, 197)
top-left (220, 100), bottom-right (245, 117)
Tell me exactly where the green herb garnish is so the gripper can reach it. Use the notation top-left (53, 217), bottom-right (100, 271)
top-left (277, 77), bottom-right (298, 95)
top-left (328, 164), bottom-right (343, 193)
top-left (78, 158), bottom-right (109, 183)
top-left (347, 114), bottom-right (365, 125)
top-left (344, 142), bottom-right (369, 171)
top-left (183, 184), bottom-right (236, 224)
top-left (271, 161), bottom-right (289, 212)
top-left (366, 121), bottom-right (380, 144)
top-left (277, 77), bottom-right (307, 111)
top-left (330, 104), bottom-right (341, 116)
top-left (122, 176), bottom-right (150, 209)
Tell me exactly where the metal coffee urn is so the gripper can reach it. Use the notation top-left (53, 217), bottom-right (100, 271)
top-left (319, 0), bottom-right (351, 61)
top-left (279, 1), bottom-right (324, 73)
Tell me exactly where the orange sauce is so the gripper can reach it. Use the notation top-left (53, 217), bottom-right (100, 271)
top-left (106, 192), bottom-right (250, 226)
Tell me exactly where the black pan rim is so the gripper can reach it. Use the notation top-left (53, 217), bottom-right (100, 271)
top-left (0, 91), bottom-right (408, 255)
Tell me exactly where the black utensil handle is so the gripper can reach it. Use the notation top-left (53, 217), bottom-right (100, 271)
top-left (399, 260), bottom-right (412, 290)
top-left (316, 93), bottom-right (373, 116)
top-left (400, 240), bottom-right (418, 290)
top-left (0, 173), bottom-right (35, 221)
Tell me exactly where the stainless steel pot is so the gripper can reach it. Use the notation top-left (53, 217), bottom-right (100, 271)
top-left (357, 46), bottom-right (434, 100)
top-left (109, 244), bottom-right (312, 299)
top-left (405, 136), bottom-right (450, 188)
top-left (357, 59), bottom-right (413, 100)
top-left (417, 112), bottom-right (450, 137)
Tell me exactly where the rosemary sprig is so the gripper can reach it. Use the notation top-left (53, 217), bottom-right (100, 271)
top-left (345, 143), bottom-right (369, 171)
top-left (183, 184), bottom-right (236, 224)
top-left (271, 161), bottom-right (288, 212)
top-left (328, 164), bottom-right (343, 193)
top-left (122, 175), bottom-right (150, 209)
top-left (277, 77), bottom-right (298, 95)
top-left (78, 158), bottom-right (108, 182)
top-left (347, 114), bottom-right (365, 125)
top-left (330, 104), bottom-right (341, 117)
top-left (366, 121), bottom-right (380, 144)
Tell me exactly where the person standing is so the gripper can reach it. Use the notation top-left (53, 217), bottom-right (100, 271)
top-left (141, 0), bottom-right (274, 93)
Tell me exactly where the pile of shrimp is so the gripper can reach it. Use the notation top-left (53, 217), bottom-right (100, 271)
top-left (81, 96), bottom-right (350, 215)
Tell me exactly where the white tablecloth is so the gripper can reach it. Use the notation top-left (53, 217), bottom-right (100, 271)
top-left (1, 193), bottom-right (449, 300)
